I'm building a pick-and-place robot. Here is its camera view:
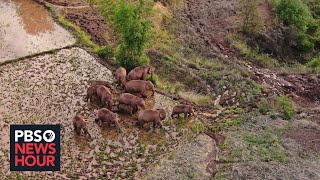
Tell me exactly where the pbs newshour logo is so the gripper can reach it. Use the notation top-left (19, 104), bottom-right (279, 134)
top-left (10, 125), bottom-right (60, 171)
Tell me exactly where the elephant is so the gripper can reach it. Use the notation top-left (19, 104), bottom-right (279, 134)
top-left (90, 80), bottom-right (113, 89)
top-left (95, 108), bottom-right (121, 129)
top-left (115, 67), bottom-right (127, 87)
top-left (118, 103), bottom-right (138, 115)
top-left (86, 81), bottom-right (112, 102)
top-left (96, 86), bottom-right (113, 110)
top-left (72, 115), bottom-right (91, 138)
top-left (125, 80), bottom-right (155, 98)
top-left (119, 93), bottom-right (146, 110)
top-left (171, 105), bottom-right (195, 118)
top-left (137, 109), bottom-right (166, 128)
top-left (127, 65), bottom-right (153, 81)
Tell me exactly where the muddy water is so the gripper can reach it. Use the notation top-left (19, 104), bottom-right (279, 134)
top-left (0, 48), bottom-right (194, 179)
top-left (0, 0), bottom-right (75, 62)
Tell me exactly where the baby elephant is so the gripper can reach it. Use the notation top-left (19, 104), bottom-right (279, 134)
top-left (86, 81), bottom-right (112, 102)
top-left (73, 115), bottom-right (91, 138)
top-left (137, 109), bottom-right (166, 128)
top-left (171, 105), bottom-right (195, 118)
top-left (125, 80), bottom-right (155, 98)
top-left (119, 93), bottom-right (146, 110)
top-left (115, 67), bottom-right (127, 88)
top-left (95, 108), bottom-right (121, 129)
top-left (97, 86), bottom-right (113, 110)
top-left (118, 103), bottom-right (138, 115)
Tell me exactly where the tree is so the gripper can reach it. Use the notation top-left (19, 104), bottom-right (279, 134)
top-left (240, 0), bottom-right (263, 34)
top-left (114, 0), bottom-right (151, 70)
top-left (277, 0), bottom-right (311, 31)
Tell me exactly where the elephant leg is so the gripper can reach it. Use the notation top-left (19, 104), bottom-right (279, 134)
top-left (101, 97), bottom-right (106, 107)
top-left (184, 112), bottom-right (188, 118)
top-left (153, 122), bottom-right (157, 128)
top-left (108, 100), bottom-right (112, 110)
top-left (83, 128), bottom-right (91, 138)
top-left (156, 120), bottom-right (163, 128)
top-left (75, 127), bottom-right (81, 135)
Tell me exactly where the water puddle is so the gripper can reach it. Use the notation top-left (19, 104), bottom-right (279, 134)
top-left (0, 0), bottom-right (75, 62)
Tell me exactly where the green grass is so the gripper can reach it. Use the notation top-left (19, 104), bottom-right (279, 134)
top-left (189, 120), bottom-right (205, 134)
top-left (243, 128), bottom-right (286, 161)
top-left (230, 34), bottom-right (279, 68)
top-left (178, 91), bottom-right (212, 105)
top-left (210, 117), bottom-right (244, 133)
top-left (306, 56), bottom-right (320, 72)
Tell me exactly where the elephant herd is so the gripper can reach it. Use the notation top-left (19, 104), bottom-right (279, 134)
top-left (73, 65), bottom-right (195, 138)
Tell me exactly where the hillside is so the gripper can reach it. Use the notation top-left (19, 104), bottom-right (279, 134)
top-left (0, 0), bottom-right (319, 179)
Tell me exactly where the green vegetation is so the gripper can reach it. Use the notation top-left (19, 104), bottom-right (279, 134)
top-left (257, 97), bottom-right (272, 115)
top-left (96, 45), bottom-right (114, 60)
top-left (240, 0), bottom-right (263, 34)
top-left (98, 0), bottom-right (152, 70)
top-left (244, 128), bottom-right (286, 162)
top-left (256, 95), bottom-right (295, 120)
top-left (178, 92), bottom-right (212, 106)
top-left (230, 34), bottom-right (279, 68)
top-left (276, 95), bottom-right (295, 120)
top-left (210, 117), bottom-right (244, 133)
top-left (189, 120), bottom-right (205, 134)
top-left (272, 0), bottom-right (320, 54)
top-left (277, 0), bottom-right (311, 31)
top-left (306, 56), bottom-right (320, 72)
top-left (46, 3), bottom-right (115, 62)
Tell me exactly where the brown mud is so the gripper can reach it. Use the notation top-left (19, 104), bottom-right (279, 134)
top-left (42, 0), bottom-right (115, 47)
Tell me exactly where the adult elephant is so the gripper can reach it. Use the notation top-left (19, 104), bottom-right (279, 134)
top-left (137, 109), bottom-right (166, 128)
top-left (119, 93), bottom-right (146, 110)
top-left (127, 65), bottom-right (153, 81)
top-left (124, 80), bottom-right (155, 98)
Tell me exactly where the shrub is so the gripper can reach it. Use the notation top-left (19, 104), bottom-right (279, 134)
top-left (277, 0), bottom-right (311, 31)
top-left (306, 56), bottom-right (320, 72)
top-left (189, 121), bottom-right (205, 134)
top-left (240, 0), bottom-right (263, 34)
top-left (276, 95), bottom-right (295, 120)
top-left (257, 98), bottom-right (271, 115)
top-left (95, 45), bottom-right (113, 59)
top-left (146, 74), bottom-right (159, 87)
top-left (296, 33), bottom-right (315, 52)
top-left (114, 0), bottom-right (152, 70)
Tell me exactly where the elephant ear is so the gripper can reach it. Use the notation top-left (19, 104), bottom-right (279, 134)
top-left (157, 109), bottom-right (166, 120)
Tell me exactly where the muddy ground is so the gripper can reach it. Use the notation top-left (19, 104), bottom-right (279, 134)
top-left (0, 47), bottom-right (201, 179)
top-left (41, 0), bottom-right (115, 47)
top-left (0, 0), bottom-right (75, 63)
